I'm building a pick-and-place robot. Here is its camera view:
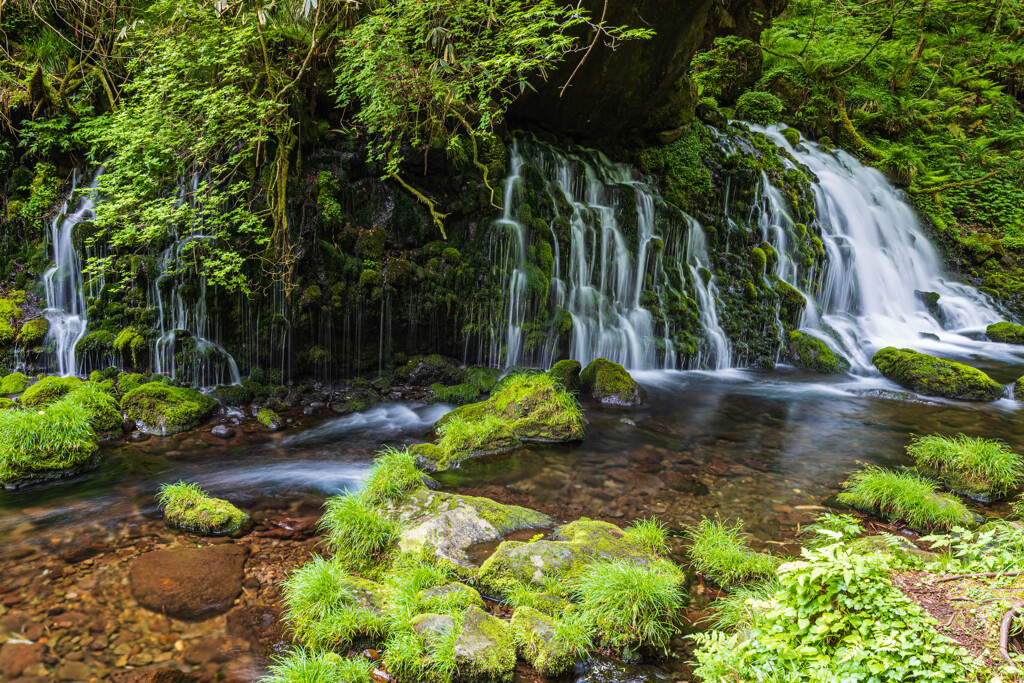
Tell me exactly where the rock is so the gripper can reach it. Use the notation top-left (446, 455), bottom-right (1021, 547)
top-left (547, 359), bottom-right (582, 393)
top-left (394, 490), bottom-right (550, 569)
top-left (510, 606), bottom-right (576, 676)
top-left (410, 613), bottom-right (458, 643)
top-left (57, 660), bottom-right (91, 680)
top-left (125, 669), bottom-right (192, 683)
top-left (418, 583), bottom-right (485, 612)
top-left (183, 636), bottom-right (232, 664)
top-left (0, 642), bottom-right (45, 679)
top-left (121, 383), bottom-right (218, 434)
top-left (256, 408), bottom-right (283, 430)
top-left (210, 425), bottom-right (235, 439)
top-left (18, 375), bottom-right (81, 406)
top-left (872, 347), bottom-right (1004, 401)
top-left (163, 494), bottom-right (250, 536)
top-left (0, 371), bottom-right (30, 394)
top-left (786, 331), bottom-right (850, 373)
top-left (915, 290), bottom-right (945, 322)
top-left (226, 605), bottom-right (288, 656)
top-left (453, 606), bottom-right (515, 682)
top-left (129, 545), bottom-right (248, 620)
top-left (987, 321), bottom-right (1024, 344)
top-left (579, 358), bottom-right (646, 406)
top-left (392, 354), bottom-right (464, 386)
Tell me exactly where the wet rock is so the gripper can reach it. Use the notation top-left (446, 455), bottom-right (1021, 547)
top-left (987, 321), bottom-right (1024, 344)
top-left (57, 660), bottom-right (91, 680)
top-left (453, 606), bottom-right (515, 682)
top-left (183, 636), bottom-right (232, 665)
top-left (226, 605), bottom-right (288, 656)
top-left (0, 642), bottom-right (45, 679)
top-left (122, 383), bottom-right (218, 434)
top-left (60, 537), bottom-right (113, 563)
top-left (210, 425), bottom-right (235, 439)
top-left (256, 408), bottom-right (283, 431)
top-left (872, 347), bottom-right (1003, 401)
top-left (394, 490), bottom-right (550, 569)
top-left (410, 613), bottom-right (457, 642)
top-left (129, 545), bottom-right (248, 620)
top-left (547, 360), bottom-right (582, 393)
top-left (392, 354), bottom-right (464, 386)
top-left (510, 606), bottom-right (576, 676)
top-left (125, 669), bottom-right (192, 683)
top-left (785, 331), bottom-right (850, 373)
top-left (258, 515), bottom-right (318, 540)
top-left (580, 358), bottom-right (646, 406)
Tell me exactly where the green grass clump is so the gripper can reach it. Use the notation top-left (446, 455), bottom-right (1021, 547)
top-left (838, 466), bottom-right (974, 531)
top-left (687, 518), bottom-right (779, 587)
top-left (20, 375), bottom-right (81, 407)
top-left (319, 493), bottom-right (401, 574)
top-left (575, 559), bottom-right (686, 655)
top-left (706, 579), bottom-right (782, 632)
top-left (156, 480), bottom-right (250, 535)
top-left (0, 398), bottom-right (99, 486)
top-left (624, 517), bottom-right (671, 555)
top-left (0, 372), bottom-right (29, 394)
top-left (62, 382), bottom-right (124, 434)
top-left (264, 648), bottom-right (372, 683)
top-left (436, 414), bottom-right (519, 463)
top-left (0, 398), bottom-right (15, 410)
top-left (907, 433), bottom-right (1023, 501)
top-left (360, 446), bottom-right (423, 505)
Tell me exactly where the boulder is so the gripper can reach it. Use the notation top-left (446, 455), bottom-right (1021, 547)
top-left (547, 359), bottom-right (582, 393)
top-left (18, 376), bottom-right (80, 406)
top-left (257, 408), bottom-right (283, 430)
top-left (0, 642), bottom-right (45, 679)
top-left (454, 606), bottom-right (516, 682)
top-left (125, 669), bottom-right (192, 683)
top-left (580, 358), bottom-right (646, 406)
top-left (510, 606), bottom-right (577, 677)
top-left (786, 331), bottom-right (850, 373)
top-left (987, 322), bottom-right (1024, 344)
top-left (122, 382), bottom-right (218, 434)
top-left (163, 496), bottom-right (250, 536)
top-left (419, 583), bottom-right (485, 612)
top-left (210, 424), bottom-right (235, 439)
top-left (871, 347), bottom-right (1003, 401)
top-left (0, 372), bottom-right (29, 394)
top-left (392, 354), bottom-right (464, 386)
top-left (129, 544), bottom-right (248, 619)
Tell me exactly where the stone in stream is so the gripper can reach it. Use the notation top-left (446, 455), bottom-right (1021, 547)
top-left (785, 331), bottom-right (850, 373)
top-left (510, 606), bottom-right (577, 676)
top-left (871, 347), bottom-right (1004, 401)
top-left (454, 606), bottom-right (516, 682)
top-left (0, 641), bottom-right (45, 679)
top-left (210, 424), bottom-right (235, 439)
top-left (121, 382), bottom-right (219, 434)
top-left (987, 321), bottom-right (1024, 344)
top-left (124, 670), bottom-right (192, 683)
top-left (547, 359), bottom-right (582, 393)
top-left (579, 358), bottom-right (646, 406)
top-left (129, 544), bottom-right (248, 620)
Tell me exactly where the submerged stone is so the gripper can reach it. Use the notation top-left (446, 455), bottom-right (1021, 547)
top-left (987, 321), bottom-right (1024, 345)
top-left (122, 382), bottom-right (219, 434)
top-left (872, 347), bottom-right (1003, 401)
top-left (579, 358), bottom-right (646, 406)
top-left (786, 331), bottom-right (850, 373)
top-left (130, 545), bottom-right (248, 620)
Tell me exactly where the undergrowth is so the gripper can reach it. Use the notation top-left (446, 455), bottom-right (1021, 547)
top-left (908, 433), bottom-right (1023, 500)
top-left (838, 465), bottom-right (973, 531)
top-left (687, 518), bottom-right (779, 587)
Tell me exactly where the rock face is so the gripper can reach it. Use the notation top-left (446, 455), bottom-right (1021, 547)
top-left (129, 545), bottom-right (248, 620)
top-left (454, 606), bottom-right (516, 682)
top-left (872, 347), bottom-right (1004, 401)
top-left (393, 490), bottom-right (550, 569)
top-left (122, 382), bottom-right (219, 434)
top-left (786, 331), bottom-right (850, 373)
top-left (987, 321), bottom-right (1024, 344)
top-left (580, 358), bottom-right (646, 406)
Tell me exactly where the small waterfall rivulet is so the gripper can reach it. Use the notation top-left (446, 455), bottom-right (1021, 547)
top-left (494, 127), bottom-right (1007, 373)
top-left (43, 170), bottom-right (101, 377)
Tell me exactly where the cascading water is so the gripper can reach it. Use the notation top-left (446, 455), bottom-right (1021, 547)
top-left (749, 124), bottom-right (1007, 372)
top-left (43, 170), bottom-right (101, 377)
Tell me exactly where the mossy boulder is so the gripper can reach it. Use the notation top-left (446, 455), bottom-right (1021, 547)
top-left (987, 322), bottom-right (1024, 345)
top-left (0, 398), bottom-right (99, 487)
top-left (331, 387), bottom-right (380, 414)
top-left (429, 382), bottom-right (483, 405)
top-left (257, 408), bottom-right (283, 430)
top-left (510, 606), bottom-right (577, 677)
top-left (117, 372), bottom-right (148, 396)
top-left (0, 372), bottom-right (30, 395)
top-left (393, 354), bottom-right (464, 386)
top-left (1016, 376), bottom-right (1024, 403)
top-left (20, 375), bottom-right (81, 407)
top-left (418, 583), bottom-right (485, 613)
top-left (16, 318), bottom-right (48, 348)
top-left (464, 366), bottom-right (500, 393)
top-left (546, 359), bottom-right (582, 393)
top-left (122, 382), bottom-right (219, 434)
top-left (775, 280), bottom-right (806, 327)
top-left (0, 398), bottom-right (16, 410)
top-left (579, 358), bottom-right (646, 406)
top-left (786, 331), bottom-right (850, 373)
top-left (454, 606), bottom-right (516, 682)
top-left (872, 347), bottom-right (1004, 401)
top-left (211, 383), bottom-right (255, 406)
top-left (164, 495), bottom-right (251, 536)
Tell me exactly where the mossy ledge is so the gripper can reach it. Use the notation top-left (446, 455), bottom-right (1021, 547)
top-left (786, 331), bottom-right (850, 374)
top-left (871, 347), bottom-right (1004, 401)
top-left (122, 382), bottom-right (218, 435)
top-left (987, 322), bottom-right (1024, 345)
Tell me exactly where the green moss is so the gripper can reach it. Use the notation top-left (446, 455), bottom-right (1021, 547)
top-left (0, 398), bottom-right (15, 410)
top-left (781, 127), bottom-right (801, 146)
top-left (775, 280), bottom-right (806, 327)
top-left (509, 607), bottom-right (579, 677)
top-left (987, 322), bottom-right (1024, 345)
top-left (117, 372), bottom-right (147, 395)
top-left (157, 481), bottom-right (251, 535)
top-left (0, 372), bottom-right (30, 395)
top-left (0, 397), bottom-right (99, 486)
top-left (61, 383), bottom-right (124, 435)
top-left (907, 433), bottom-right (1023, 502)
top-left (257, 408), bottom-right (282, 429)
top-left (429, 382), bottom-right (482, 405)
top-left (579, 358), bottom-right (645, 406)
top-left (122, 382), bottom-right (218, 434)
top-left (463, 366), bottom-right (500, 393)
top-left (300, 284), bottom-right (322, 307)
top-left (872, 347), bottom-right (1004, 401)
top-left (454, 606), bottom-right (516, 682)
top-left (786, 331), bottom-right (850, 373)
top-left (16, 318), bottom-right (48, 348)
top-left (735, 91), bottom-right (784, 125)
top-left (546, 359), bottom-right (582, 393)
top-left (75, 330), bottom-right (116, 355)
top-left (20, 376), bottom-right (82, 407)
top-left (750, 247), bottom-right (767, 274)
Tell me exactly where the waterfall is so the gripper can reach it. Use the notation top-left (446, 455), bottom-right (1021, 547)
top-left (43, 170), bottom-right (101, 377)
top-left (750, 124), bottom-right (1005, 371)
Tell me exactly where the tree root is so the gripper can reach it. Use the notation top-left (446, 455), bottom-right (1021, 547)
top-left (999, 603), bottom-right (1023, 664)
top-left (390, 172), bottom-right (448, 240)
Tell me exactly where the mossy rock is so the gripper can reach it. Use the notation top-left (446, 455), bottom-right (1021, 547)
top-left (464, 366), bottom-right (500, 393)
top-left (429, 382), bottom-right (483, 406)
top-left (0, 398), bottom-right (99, 487)
top-left (509, 606), bottom-right (577, 677)
top-left (393, 354), bottom-right (464, 386)
top-left (122, 382), bottom-right (219, 435)
top-left (257, 408), bottom-right (283, 430)
top-left (0, 398), bottom-right (16, 410)
top-left (331, 387), bottom-right (381, 414)
top-left (211, 384), bottom-right (254, 406)
top-left (786, 331), bottom-right (850, 373)
top-left (546, 359), bottom-right (582, 393)
top-left (0, 372), bottom-right (30, 395)
top-left (454, 606), bottom-right (516, 682)
top-left (16, 318), bottom-right (48, 348)
top-left (117, 372), bottom-right (148, 396)
top-left (775, 280), bottom-right (806, 327)
top-left (579, 358), bottom-right (646, 406)
top-left (1016, 376), bottom-right (1024, 403)
top-left (418, 583), bottom-right (485, 613)
top-left (164, 495), bottom-right (251, 536)
top-left (872, 347), bottom-right (1004, 401)
top-left (20, 376), bottom-right (82, 407)
top-left (987, 322), bottom-right (1024, 345)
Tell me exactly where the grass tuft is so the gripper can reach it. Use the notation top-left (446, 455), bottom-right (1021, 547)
top-left (360, 446), bottom-right (423, 505)
top-left (156, 480), bottom-right (206, 509)
top-left (624, 517), bottom-right (671, 555)
top-left (838, 465), bottom-right (973, 531)
top-left (687, 518), bottom-right (779, 587)
top-left (0, 398), bottom-right (99, 485)
top-left (706, 579), bottom-right (782, 632)
top-left (907, 433), bottom-right (1023, 500)
top-left (263, 648), bottom-right (372, 683)
top-left (319, 492), bottom-right (401, 573)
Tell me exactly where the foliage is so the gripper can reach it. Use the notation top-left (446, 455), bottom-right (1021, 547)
top-left (624, 518), bottom-right (671, 556)
top-left (360, 446), bottom-right (424, 506)
top-left (688, 518), bottom-right (779, 587)
top-left (734, 91), bottom-right (785, 125)
top-left (0, 398), bottom-right (98, 485)
top-left (908, 433), bottom-right (1024, 500)
top-left (838, 465), bottom-right (973, 531)
top-left (319, 493), bottom-right (401, 574)
top-left (264, 648), bottom-right (373, 683)
top-left (921, 522), bottom-right (1024, 575)
top-left (156, 480), bottom-right (249, 534)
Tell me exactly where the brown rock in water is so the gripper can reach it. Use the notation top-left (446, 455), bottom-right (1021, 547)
top-left (0, 642), bottom-right (45, 679)
top-left (226, 605), bottom-right (289, 656)
top-left (129, 544), bottom-right (248, 620)
top-left (126, 669), bottom-right (193, 683)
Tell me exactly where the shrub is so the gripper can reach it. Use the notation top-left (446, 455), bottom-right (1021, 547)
top-left (735, 91), bottom-right (784, 125)
top-left (838, 466), bottom-right (973, 531)
top-left (908, 433), bottom-right (1023, 500)
top-left (688, 518), bottom-right (779, 587)
top-left (575, 559), bottom-right (686, 655)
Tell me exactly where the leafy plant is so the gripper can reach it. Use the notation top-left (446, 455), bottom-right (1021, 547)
top-left (624, 517), bottom-right (671, 555)
top-left (687, 518), bottom-right (779, 587)
top-left (838, 465), bottom-right (973, 531)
